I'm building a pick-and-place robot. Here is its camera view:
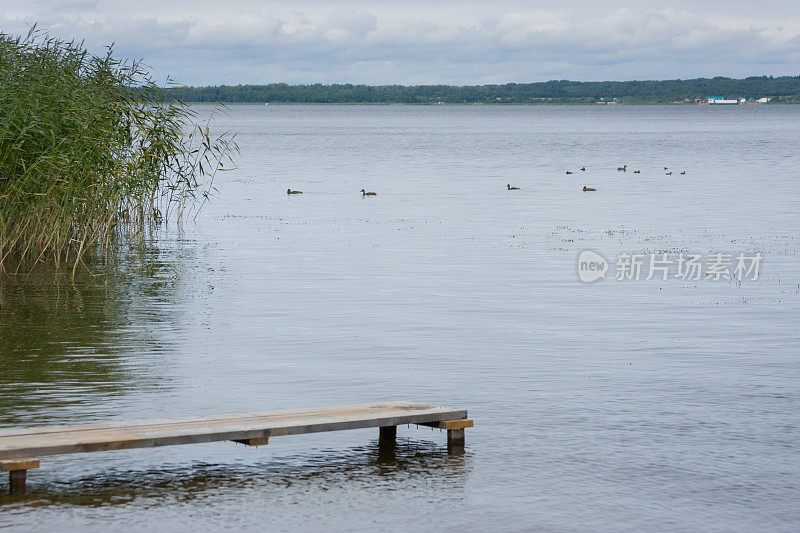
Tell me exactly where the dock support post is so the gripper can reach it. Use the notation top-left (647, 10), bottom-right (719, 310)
top-left (2, 459), bottom-right (39, 494)
top-left (379, 425), bottom-right (397, 446)
top-left (416, 419), bottom-right (472, 453)
top-left (447, 429), bottom-right (466, 453)
top-left (9, 470), bottom-right (27, 494)
top-left (378, 425), bottom-right (397, 460)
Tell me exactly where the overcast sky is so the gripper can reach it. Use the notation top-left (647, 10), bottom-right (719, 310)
top-left (3, 1), bottom-right (800, 85)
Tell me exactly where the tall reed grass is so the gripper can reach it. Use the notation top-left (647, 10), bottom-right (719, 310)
top-left (0, 28), bottom-right (236, 276)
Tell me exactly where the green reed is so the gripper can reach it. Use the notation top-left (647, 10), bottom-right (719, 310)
top-left (0, 28), bottom-right (236, 276)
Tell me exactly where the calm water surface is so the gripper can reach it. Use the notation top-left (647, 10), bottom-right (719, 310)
top-left (1, 105), bottom-right (799, 531)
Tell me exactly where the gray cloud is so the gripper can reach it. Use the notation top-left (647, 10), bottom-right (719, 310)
top-left (2, 2), bottom-right (799, 84)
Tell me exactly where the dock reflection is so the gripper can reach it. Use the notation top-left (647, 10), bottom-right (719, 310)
top-left (0, 439), bottom-right (471, 507)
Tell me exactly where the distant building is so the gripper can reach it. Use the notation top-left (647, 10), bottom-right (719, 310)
top-left (707, 96), bottom-right (738, 105)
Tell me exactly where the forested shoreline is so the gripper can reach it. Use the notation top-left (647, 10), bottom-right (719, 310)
top-left (165, 76), bottom-right (800, 104)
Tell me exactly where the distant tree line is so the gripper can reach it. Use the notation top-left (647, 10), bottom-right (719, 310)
top-left (162, 76), bottom-right (800, 104)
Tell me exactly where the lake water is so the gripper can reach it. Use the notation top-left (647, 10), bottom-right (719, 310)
top-left (1, 104), bottom-right (799, 531)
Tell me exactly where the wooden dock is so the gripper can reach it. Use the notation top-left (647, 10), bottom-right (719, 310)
top-left (0, 401), bottom-right (473, 493)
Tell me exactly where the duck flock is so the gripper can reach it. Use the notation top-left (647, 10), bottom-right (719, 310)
top-left (512, 164), bottom-right (687, 192)
top-left (286, 165), bottom-right (686, 195)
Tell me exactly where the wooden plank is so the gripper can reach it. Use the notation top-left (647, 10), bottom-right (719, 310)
top-left (418, 419), bottom-right (474, 430)
top-left (0, 402), bottom-right (462, 438)
top-left (1, 458), bottom-right (40, 471)
top-left (233, 436), bottom-right (269, 446)
top-left (0, 402), bottom-right (467, 460)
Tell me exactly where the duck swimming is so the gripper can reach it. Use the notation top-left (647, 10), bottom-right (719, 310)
top-left (583, 186), bottom-right (596, 191)
top-left (580, 167), bottom-right (586, 171)
top-left (361, 189), bottom-right (376, 196)
top-left (680, 171), bottom-right (686, 175)
top-left (566, 171), bottom-right (573, 174)
top-left (633, 170), bottom-right (641, 174)
top-left (617, 165), bottom-right (627, 171)
top-left (507, 184), bottom-right (520, 190)
top-left (287, 188), bottom-right (302, 194)
top-left (665, 172), bottom-right (672, 175)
